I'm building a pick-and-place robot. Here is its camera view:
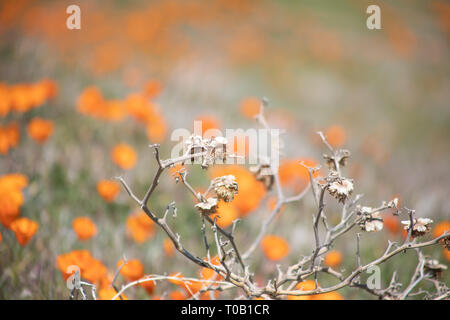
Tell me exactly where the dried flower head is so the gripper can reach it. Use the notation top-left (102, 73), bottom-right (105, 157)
top-left (325, 174), bottom-right (354, 203)
top-left (401, 218), bottom-right (433, 238)
top-left (323, 149), bottom-right (351, 170)
top-left (358, 207), bottom-right (384, 232)
top-left (249, 164), bottom-right (274, 190)
top-left (424, 259), bottom-right (447, 279)
top-left (195, 197), bottom-right (219, 215)
top-left (212, 175), bottom-right (238, 202)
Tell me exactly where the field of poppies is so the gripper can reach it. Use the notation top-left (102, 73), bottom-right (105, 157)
top-left (0, 0), bottom-right (449, 300)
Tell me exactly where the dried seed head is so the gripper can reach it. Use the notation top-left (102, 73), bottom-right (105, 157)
top-left (249, 164), bottom-right (274, 190)
top-left (424, 259), bottom-right (447, 279)
top-left (358, 207), bottom-right (384, 232)
top-left (323, 149), bottom-right (351, 170)
top-left (195, 197), bottom-right (219, 215)
top-left (401, 218), bottom-right (433, 238)
top-left (326, 176), bottom-right (354, 203)
top-left (213, 175), bottom-right (238, 202)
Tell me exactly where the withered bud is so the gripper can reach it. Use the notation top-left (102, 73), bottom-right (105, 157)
top-left (195, 197), bottom-right (219, 215)
top-left (424, 259), bottom-right (447, 279)
top-left (212, 175), bottom-right (238, 202)
top-left (401, 218), bottom-right (433, 238)
top-left (249, 164), bottom-right (274, 190)
top-left (323, 149), bottom-right (351, 170)
top-left (357, 206), bottom-right (384, 232)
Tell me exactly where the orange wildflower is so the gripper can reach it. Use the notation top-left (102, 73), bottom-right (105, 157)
top-left (278, 158), bottom-right (319, 192)
top-left (10, 217), bottom-right (38, 246)
top-left (140, 278), bottom-right (156, 295)
top-left (56, 250), bottom-right (107, 286)
top-left (117, 259), bottom-right (144, 281)
top-left (200, 256), bottom-right (224, 281)
top-left (143, 79), bottom-right (163, 99)
top-left (126, 210), bottom-right (155, 243)
top-left (383, 214), bottom-right (400, 234)
top-left (169, 290), bottom-right (186, 300)
top-left (195, 115), bottom-right (221, 136)
top-left (0, 173), bottom-right (28, 228)
top-left (146, 116), bottom-right (167, 143)
top-left (433, 221), bottom-right (450, 238)
top-left (209, 165), bottom-right (266, 217)
top-left (77, 86), bottom-right (104, 116)
top-left (125, 93), bottom-right (157, 124)
top-left (443, 248), bottom-right (450, 261)
top-left (0, 122), bottom-right (20, 155)
top-left (98, 287), bottom-right (128, 300)
top-left (111, 143), bottom-right (137, 170)
top-left (240, 97), bottom-right (261, 119)
top-left (288, 280), bottom-right (317, 300)
top-left (324, 125), bottom-right (346, 148)
top-left (27, 117), bottom-right (54, 143)
top-left (261, 235), bottom-right (290, 261)
top-left (97, 180), bottom-right (120, 202)
top-left (324, 250), bottom-right (343, 268)
top-left (169, 164), bottom-right (185, 180)
top-left (200, 291), bottom-right (220, 300)
top-left (163, 238), bottom-right (175, 257)
top-left (72, 217), bottom-right (97, 241)
top-left (210, 201), bottom-right (239, 228)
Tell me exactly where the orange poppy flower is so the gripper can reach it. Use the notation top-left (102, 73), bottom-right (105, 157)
top-left (143, 80), bottom-right (163, 99)
top-left (209, 165), bottom-right (266, 217)
top-left (97, 180), bottom-right (120, 202)
top-left (140, 278), bottom-right (156, 295)
top-left (163, 238), bottom-right (175, 257)
top-left (56, 250), bottom-right (107, 285)
top-left (210, 201), bottom-right (239, 228)
top-left (324, 250), bottom-right (343, 268)
top-left (261, 235), bottom-right (290, 261)
top-left (0, 174), bottom-right (27, 228)
top-left (72, 217), bottom-right (97, 241)
top-left (324, 125), bottom-right (346, 148)
top-left (195, 115), bottom-right (221, 136)
top-left (240, 97), bottom-right (261, 119)
top-left (278, 158), bottom-right (319, 192)
top-left (27, 118), bottom-right (54, 143)
top-left (169, 290), bottom-right (186, 300)
top-left (383, 214), bottom-right (400, 234)
top-left (288, 280), bottom-right (317, 300)
top-left (0, 122), bottom-right (20, 155)
top-left (98, 287), bottom-right (128, 300)
top-left (117, 259), bottom-right (144, 281)
top-left (10, 217), bottom-right (38, 246)
top-left (111, 143), bottom-right (137, 170)
top-left (433, 221), bottom-right (450, 238)
top-left (126, 210), bottom-right (155, 243)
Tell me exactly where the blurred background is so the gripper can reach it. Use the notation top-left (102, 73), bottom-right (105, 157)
top-left (0, 0), bottom-right (449, 299)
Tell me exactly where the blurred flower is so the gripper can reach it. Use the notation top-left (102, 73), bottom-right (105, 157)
top-left (401, 218), bottom-right (433, 238)
top-left (324, 125), bottom-right (346, 148)
top-left (0, 122), bottom-right (19, 155)
top-left (169, 290), bottom-right (186, 300)
top-left (312, 291), bottom-right (344, 300)
top-left (0, 231), bottom-right (2, 243)
top-left (143, 80), bottom-right (163, 99)
top-left (146, 117), bottom-right (167, 143)
top-left (195, 115), bottom-right (221, 136)
top-left (210, 201), bottom-right (239, 228)
top-left (200, 256), bottom-right (223, 281)
top-left (195, 197), bottom-right (219, 215)
top-left (56, 250), bottom-right (107, 285)
top-left (125, 93), bottom-right (157, 124)
top-left (240, 97), bottom-right (261, 119)
top-left (126, 210), bottom-right (155, 243)
top-left (163, 238), bottom-right (175, 257)
top-left (288, 280), bottom-right (316, 300)
top-left (111, 143), bottom-right (137, 170)
top-left (261, 235), bottom-right (290, 261)
top-left (383, 214), bottom-right (400, 234)
top-left (139, 277), bottom-right (156, 295)
top-left (433, 221), bottom-right (450, 250)
top-left (209, 165), bottom-right (266, 217)
top-left (27, 117), bottom-right (54, 143)
top-left (0, 173), bottom-right (28, 228)
top-left (278, 158), bottom-right (318, 192)
top-left (324, 250), bottom-right (343, 268)
top-left (72, 217), bottom-right (97, 241)
top-left (213, 175), bottom-right (238, 202)
top-left (98, 287), bottom-right (128, 300)
top-left (10, 217), bottom-right (38, 246)
top-left (97, 180), bottom-right (120, 202)
top-left (117, 259), bottom-right (144, 281)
